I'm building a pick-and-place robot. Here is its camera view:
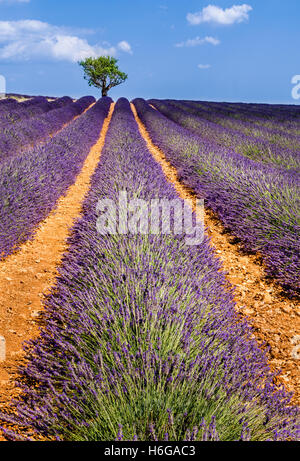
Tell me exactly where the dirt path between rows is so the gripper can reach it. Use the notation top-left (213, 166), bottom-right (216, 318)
top-left (0, 102), bottom-right (115, 440)
top-left (131, 103), bottom-right (300, 406)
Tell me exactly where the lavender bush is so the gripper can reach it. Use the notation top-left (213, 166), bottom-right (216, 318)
top-left (0, 96), bottom-right (95, 164)
top-left (0, 98), bottom-right (19, 109)
top-left (0, 96), bottom-right (111, 259)
top-left (182, 100), bottom-right (300, 139)
top-left (0, 96), bottom-right (72, 130)
top-left (1, 98), bottom-right (298, 441)
top-left (133, 99), bottom-right (300, 296)
top-left (149, 99), bottom-right (300, 171)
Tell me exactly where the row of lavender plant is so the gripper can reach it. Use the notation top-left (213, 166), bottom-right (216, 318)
top-left (134, 99), bottom-right (300, 297)
top-left (149, 99), bottom-right (300, 171)
top-left (0, 96), bottom-right (73, 130)
top-left (170, 101), bottom-right (300, 155)
top-left (1, 98), bottom-right (298, 442)
top-left (0, 98), bottom-right (22, 109)
top-left (0, 96), bottom-right (111, 259)
top-left (0, 96), bottom-right (39, 116)
top-left (150, 99), bottom-right (300, 176)
top-left (6, 93), bottom-right (56, 100)
top-left (228, 102), bottom-right (300, 121)
top-left (198, 100), bottom-right (300, 122)
top-left (0, 96), bottom-right (55, 114)
top-left (154, 99), bottom-right (300, 166)
top-left (0, 96), bottom-right (94, 164)
top-left (185, 100), bottom-right (300, 138)
top-left (0, 96), bottom-right (49, 123)
top-left (196, 101), bottom-right (300, 146)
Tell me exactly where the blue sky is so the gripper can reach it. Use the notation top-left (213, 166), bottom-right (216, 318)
top-left (0, 0), bottom-right (299, 103)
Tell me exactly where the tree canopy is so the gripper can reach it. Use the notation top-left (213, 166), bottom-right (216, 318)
top-left (79, 56), bottom-right (128, 97)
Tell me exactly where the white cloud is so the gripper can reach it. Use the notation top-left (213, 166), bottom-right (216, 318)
top-left (0, 20), bottom-right (131, 62)
top-left (118, 40), bottom-right (132, 54)
top-left (175, 36), bottom-right (220, 48)
top-left (198, 64), bottom-right (211, 69)
top-left (49, 35), bottom-right (116, 62)
top-left (187, 4), bottom-right (252, 26)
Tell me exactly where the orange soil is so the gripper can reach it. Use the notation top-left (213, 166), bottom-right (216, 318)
top-left (0, 102), bottom-right (115, 439)
top-left (131, 102), bottom-right (300, 406)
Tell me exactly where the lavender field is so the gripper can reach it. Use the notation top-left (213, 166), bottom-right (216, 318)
top-left (136, 99), bottom-right (300, 296)
top-left (0, 96), bottom-right (299, 442)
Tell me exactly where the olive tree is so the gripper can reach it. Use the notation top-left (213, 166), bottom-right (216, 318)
top-left (79, 56), bottom-right (128, 97)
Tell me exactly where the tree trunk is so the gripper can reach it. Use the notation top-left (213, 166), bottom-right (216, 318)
top-left (102, 87), bottom-right (108, 97)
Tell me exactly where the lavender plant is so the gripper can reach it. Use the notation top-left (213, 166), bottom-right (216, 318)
top-left (149, 99), bottom-right (300, 171)
top-left (0, 98), bottom-right (19, 110)
top-left (0, 96), bottom-right (94, 163)
top-left (183, 100), bottom-right (300, 138)
top-left (133, 99), bottom-right (300, 297)
top-left (0, 96), bottom-right (72, 130)
top-left (1, 98), bottom-right (298, 441)
top-left (0, 96), bottom-right (111, 259)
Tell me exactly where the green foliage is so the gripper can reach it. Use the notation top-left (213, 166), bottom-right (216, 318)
top-left (79, 56), bottom-right (128, 96)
